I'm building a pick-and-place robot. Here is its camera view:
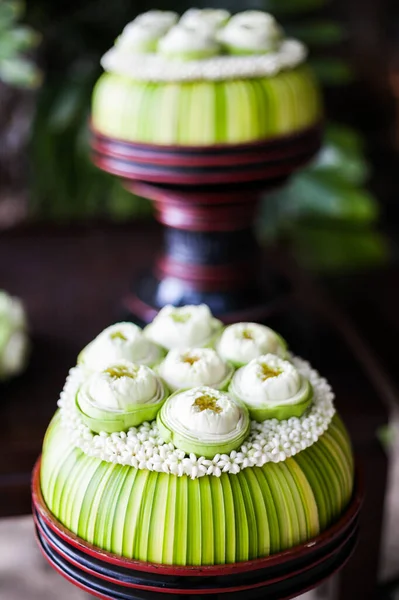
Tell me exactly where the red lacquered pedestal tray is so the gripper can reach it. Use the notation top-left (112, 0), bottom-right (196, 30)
top-left (91, 124), bottom-right (322, 324)
top-left (32, 459), bottom-right (362, 600)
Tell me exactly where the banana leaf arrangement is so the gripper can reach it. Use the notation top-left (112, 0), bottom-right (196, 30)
top-left (9, 0), bottom-right (387, 270)
top-left (40, 306), bottom-right (355, 563)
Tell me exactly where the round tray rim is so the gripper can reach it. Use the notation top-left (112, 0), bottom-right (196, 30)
top-left (90, 150), bottom-right (316, 187)
top-left (90, 122), bottom-right (323, 154)
top-left (34, 520), bottom-right (359, 600)
top-left (33, 506), bottom-right (359, 595)
top-left (32, 457), bottom-right (363, 578)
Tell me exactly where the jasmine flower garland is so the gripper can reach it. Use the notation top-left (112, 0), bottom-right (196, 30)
top-left (58, 355), bottom-right (335, 478)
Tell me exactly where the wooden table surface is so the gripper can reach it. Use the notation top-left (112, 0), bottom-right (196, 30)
top-left (0, 221), bottom-right (394, 600)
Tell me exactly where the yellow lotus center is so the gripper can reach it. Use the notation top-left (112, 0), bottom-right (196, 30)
top-left (170, 312), bottom-right (191, 323)
top-left (105, 365), bottom-right (137, 379)
top-left (182, 353), bottom-right (200, 365)
top-left (193, 394), bottom-right (222, 413)
top-left (260, 363), bottom-right (281, 381)
top-left (110, 331), bottom-right (128, 341)
top-left (242, 329), bottom-right (254, 340)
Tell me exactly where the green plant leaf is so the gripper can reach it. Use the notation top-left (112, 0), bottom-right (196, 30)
top-left (310, 57), bottom-right (355, 85)
top-left (9, 25), bottom-right (40, 49)
top-left (0, 1), bottom-right (24, 30)
top-left (49, 85), bottom-right (85, 131)
top-left (264, 171), bottom-right (378, 224)
top-left (107, 181), bottom-right (151, 221)
top-left (306, 123), bottom-right (370, 185)
top-left (0, 56), bottom-right (41, 87)
top-left (377, 425), bottom-right (396, 452)
top-left (308, 145), bottom-right (369, 186)
top-left (286, 20), bottom-right (346, 46)
top-left (325, 123), bottom-right (364, 155)
top-left (306, 173), bottom-right (373, 221)
top-left (29, 75), bottom-right (152, 220)
top-left (0, 26), bottom-right (41, 61)
top-left (290, 224), bottom-right (388, 272)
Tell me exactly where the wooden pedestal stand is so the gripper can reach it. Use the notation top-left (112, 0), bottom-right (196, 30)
top-left (91, 124), bottom-right (322, 323)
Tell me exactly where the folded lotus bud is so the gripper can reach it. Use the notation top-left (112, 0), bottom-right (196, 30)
top-left (216, 322), bottom-right (287, 366)
top-left (76, 360), bottom-right (167, 433)
top-left (158, 24), bottom-right (220, 60)
top-left (0, 290), bottom-right (29, 381)
top-left (134, 10), bottom-right (178, 28)
top-left (78, 322), bottom-right (162, 370)
top-left (117, 12), bottom-right (177, 54)
top-left (144, 304), bottom-right (222, 350)
top-left (180, 8), bottom-right (231, 30)
top-left (158, 347), bottom-right (233, 391)
top-left (218, 11), bottom-right (284, 55)
top-left (230, 354), bottom-right (312, 421)
top-left (157, 386), bottom-right (250, 457)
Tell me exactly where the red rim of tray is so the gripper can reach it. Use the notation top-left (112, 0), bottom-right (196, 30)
top-left (32, 458), bottom-right (363, 578)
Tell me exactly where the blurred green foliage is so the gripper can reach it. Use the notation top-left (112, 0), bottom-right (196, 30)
top-left (22, 0), bottom-right (387, 270)
top-left (30, 65), bottom-right (150, 220)
top-left (257, 0), bottom-right (387, 272)
top-left (0, 0), bottom-right (41, 88)
top-left (377, 424), bottom-right (397, 453)
top-left (259, 123), bottom-right (388, 271)
top-left (26, 0), bottom-right (154, 219)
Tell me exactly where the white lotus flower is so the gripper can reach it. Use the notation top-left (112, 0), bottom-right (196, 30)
top-left (218, 11), bottom-right (284, 54)
top-left (133, 10), bottom-right (178, 29)
top-left (158, 24), bottom-right (220, 60)
top-left (180, 8), bottom-right (231, 30)
top-left (76, 360), bottom-right (167, 433)
top-left (144, 305), bottom-right (222, 351)
top-left (117, 25), bottom-right (167, 54)
top-left (216, 322), bottom-right (287, 366)
top-left (157, 386), bottom-right (250, 457)
top-left (158, 347), bottom-right (232, 391)
top-left (0, 291), bottom-right (26, 329)
top-left (83, 361), bottom-right (158, 411)
top-left (117, 12), bottom-right (178, 54)
top-left (0, 290), bottom-right (29, 381)
top-left (79, 322), bottom-right (162, 371)
top-left (173, 387), bottom-right (240, 434)
top-left (230, 354), bottom-right (312, 421)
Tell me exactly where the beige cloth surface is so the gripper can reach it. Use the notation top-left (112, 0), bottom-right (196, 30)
top-left (0, 517), bottom-right (90, 599)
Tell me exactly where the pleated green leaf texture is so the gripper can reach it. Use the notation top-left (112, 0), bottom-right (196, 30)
top-left (92, 65), bottom-right (322, 146)
top-left (40, 412), bottom-right (354, 565)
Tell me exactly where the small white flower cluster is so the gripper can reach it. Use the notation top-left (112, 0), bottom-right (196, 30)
top-left (0, 290), bottom-right (29, 381)
top-left (58, 354), bottom-right (335, 479)
top-left (101, 39), bottom-right (306, 83)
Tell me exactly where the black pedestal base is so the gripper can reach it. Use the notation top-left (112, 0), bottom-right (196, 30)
top-left (91, 127), bottom-right (322, 325)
